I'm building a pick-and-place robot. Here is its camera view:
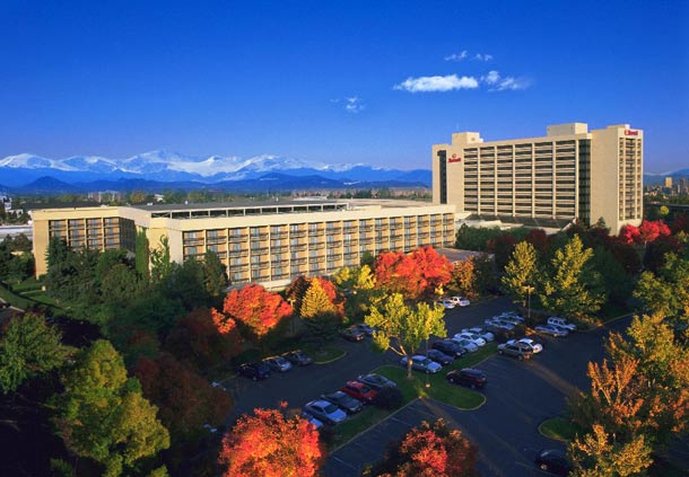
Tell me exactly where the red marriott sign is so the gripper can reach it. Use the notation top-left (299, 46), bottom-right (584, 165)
top-left (624, 129), bottom-right (639, 136)
top-left (448, 154), bottom-right (462, 163)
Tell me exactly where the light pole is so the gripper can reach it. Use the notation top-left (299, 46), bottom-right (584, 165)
top-left (524, 285), bottom-right (535, 322)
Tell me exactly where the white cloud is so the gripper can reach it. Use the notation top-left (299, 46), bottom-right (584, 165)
top-left (344, 96), bottom-right (365, 113)
top-left (444, 50), bottom-right (468, 62)
top-left (481, 70), bottom-right (530, 91)
top-left (474, 53), bottom-right (493, 61)
top-left (331, 96), bottom-right (365, 113)
top-left (394, 74), bottom-right (479, 93)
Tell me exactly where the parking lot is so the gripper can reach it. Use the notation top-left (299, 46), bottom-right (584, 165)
top-left (325, 313), bottom-right (631, 477)
top-left (226, 298), bottom-right (630, 476)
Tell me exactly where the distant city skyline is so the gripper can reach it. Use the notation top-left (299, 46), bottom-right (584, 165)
top-left (1, 0), bottom-right (687, 173)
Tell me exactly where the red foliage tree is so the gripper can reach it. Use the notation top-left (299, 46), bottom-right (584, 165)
top-left (379, 419), bottom-right (477, 477)
top-left (215, 284), bottom-right (292, 339)
top-left (375, 247), bottom-right (452, 299)
top-left (525, 228), bottom-right (549, 251)
top-left (165, 307), bottom-right (241, 369)
top-left (135, 353), bottom-right (232, 440)
top-left (620, 220), bottom-right (671, 245)
top-left (638, 220), bottom-right (671, 244)
top-left (218, 407), bottom-right (323, 477)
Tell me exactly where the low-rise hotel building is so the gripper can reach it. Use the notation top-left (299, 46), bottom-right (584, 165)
top-left (432, 123), bottom-right (643, 232)
top-left (31, 200), bottom-right (456, 287)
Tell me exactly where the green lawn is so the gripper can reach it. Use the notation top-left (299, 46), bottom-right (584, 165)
top-left (307, 345), bottom-right (347, 364)
top-left (0, 282), bottom-right (33, 309)
top-left (330, 343), bottom-right (496, 449)
top-left (538, 417), bottom-right (579, 441)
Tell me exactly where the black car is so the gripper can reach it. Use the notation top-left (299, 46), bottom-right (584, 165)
top-left (426, 349), bottom-right (453, 365)
top-left (352, 323), bottom-right (374, 336)
top-left (282, 349), bottom-right (313, 366)
top-left (535, 449), bottom-right (571, 475)
top-left (357, 373), bottom-right (397, 390)
top-left (340, 326), bottom-right (366, 342)
top-left (432, 339), bottom-right (467, 358)
top-left (321, 390), bottom-right (364, 414)
top-left (446, 368), bottom-right (487, 389)
top-left (237, 362), bottom-right (271, 381)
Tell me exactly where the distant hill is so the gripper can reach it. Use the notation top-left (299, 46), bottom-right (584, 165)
top-left (0, 151), bottom-right (432, 192)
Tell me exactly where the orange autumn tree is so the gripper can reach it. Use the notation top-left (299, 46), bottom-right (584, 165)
top-left (377, 419), bottom-right (477, 477)
top-left (218, 406), bottom-right (323, 477)
top-left (449, 259), bottom-right (478, 300)
top-left (375, 246), bottom-right (452, 299)
top-left (212, 284), bottom-right (292, 341)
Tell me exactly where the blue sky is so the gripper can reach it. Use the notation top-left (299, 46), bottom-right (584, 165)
top-left (1, 0), bottom-right (687, 172)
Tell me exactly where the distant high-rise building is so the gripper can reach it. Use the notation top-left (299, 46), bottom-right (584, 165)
top-left (432, 123), bottom-right (643, 233)
top-left (664, 177), bottom-right (673, 188)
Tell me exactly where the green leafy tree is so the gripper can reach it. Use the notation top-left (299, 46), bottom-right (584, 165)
top-left (332, 265), bottom-right (379, 322)
top-left (591, 246), bottom-right (633, 306)
top-left (135, 229), bottom-right (151, 279)
top-left (539, 235), bottom-right (605, 323)
top-left (0, 313), bottom-right (71, 393)
top-left (365, 293), bottom-right (446, 378)
top-left (569, 424), bottom-right (652, 477)
top-left (53, 340), bottom-right (169, 477)
top-left (634, 253), bottom-right (689, 326)
top-left (501, 241), bottom-right (539, 308)
top-left (150, 236), bottom-right (173, 283)
top-left (203, 251), bottom-right (228, 299)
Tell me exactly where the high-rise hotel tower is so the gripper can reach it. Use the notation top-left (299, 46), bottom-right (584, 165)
top-left (432, 123), bottom-right (643, 232)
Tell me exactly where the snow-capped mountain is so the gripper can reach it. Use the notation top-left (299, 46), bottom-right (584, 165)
top-left (0, 150), bottom-right (430, 189)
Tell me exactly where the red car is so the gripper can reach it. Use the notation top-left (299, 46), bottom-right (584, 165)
top-left (340, 380), bottom-right (378, 403)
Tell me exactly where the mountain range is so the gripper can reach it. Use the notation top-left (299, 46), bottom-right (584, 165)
top-left (0, 151), bottom-right (432, 193)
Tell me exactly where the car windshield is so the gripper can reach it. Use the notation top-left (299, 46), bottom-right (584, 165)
top-left (323, 403), bottom-right (339, 413)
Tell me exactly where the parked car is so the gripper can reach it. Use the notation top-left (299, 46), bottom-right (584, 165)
top-left (496, 312), bottom-right (525, 325)
top-left (352, 323), bottom-right (374, 336)
top-left (301, 411), bottom-right (324, 430)
top-left (262, 355), bottom-right (293, 372)
top-left (340, 380), bottom-right (378, 402)
top-left (400, 355), bottom-right (443, 373)
top-left (237, 362), bottom-right (271, 381)
top-left (484, 317), bottom-right (516, 331)
top-left (451, 337), bottom-right (480, 353)
top-left (506, 337), bottom-right (543, 354)
top-left (547, 316), bottom-right (577, 331)
top-left (432, 339), bottom-right (467, 358)
top-left (282, 349), bottom-right (313, 366)
top-left (426, 349), bottom-right (453, 365)
top-left (321, 391), bottom-right (364, 414)
top-left (453, 331), bottom-right (487, 347)
top-left (446, 368), bottom-right (488, 389)
top-left (497, 342), bottom-right (534, 360)
top-left (535, 324), bottom-right (569, 337)
top-left (438, 299), bottom-right (455, 310)
top-left (463, 326), bottom-right (494, 342)
top-left (357, 373), bottom-right (397, 390)
top-left (449, 295), bottom-right (471, 307)
top-left (303, 399), bottom-right (348, 425)
top-left (535, 449), bottom-right (571, 475)
top-left (340, 325), bottom-right (366, 342)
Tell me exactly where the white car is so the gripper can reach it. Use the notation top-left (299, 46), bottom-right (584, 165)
top-left (463, 327), bottom-right (494, 342)
top-left (400, 355), bottom-right (443, 374)
top-left (547, 317), bottom-right (577, 331)
top-left (535, 324), bottom-right (569, 337)
top-left (485, 318), bottom-right (516, 331)
top-left (453, 332), bottom-right (486, 347)
top-left (303, 399), bottom-right (348, 425)
top-left (439, 299), bottom-right (456, 310)
top-left (507, 338), bottom-right (543, 354)
top-left (451, 337), bottom-right (480, 353)
top-left (449, 295), bottom-right (471, 307)
top-left (497, 312), bottom-right (525, 325)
